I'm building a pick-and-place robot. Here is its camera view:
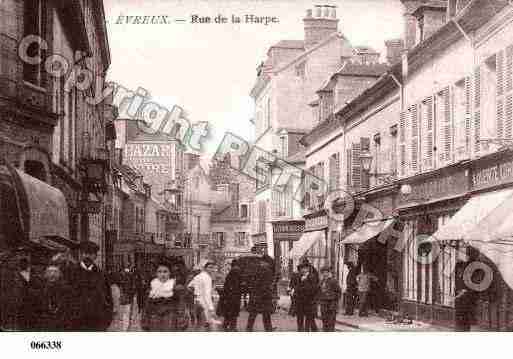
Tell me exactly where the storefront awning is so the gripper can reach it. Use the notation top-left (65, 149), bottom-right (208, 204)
top-left (289, 230), bottom-right (325, 259)
top-left (428, 188), bottom-right (513, 242)
top-left (15, 169), bottom-right (70, 245)
top-left (342, 218), bottom-right (395, 245)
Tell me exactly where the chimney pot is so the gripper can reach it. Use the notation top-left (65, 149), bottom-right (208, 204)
top-left (306, 9), bottom-right (312, 18)
top-left (324, 6), bottom-right (331, 18)
top-left (331, 7), bottom-right (337, 19)
top-left (315, 6), bottom-right (322, 17)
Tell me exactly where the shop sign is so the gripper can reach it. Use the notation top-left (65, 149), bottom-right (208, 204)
top-left (472, 158), bottom-right (513, 191)
top-left (398, 169), bottom-right (468, 205)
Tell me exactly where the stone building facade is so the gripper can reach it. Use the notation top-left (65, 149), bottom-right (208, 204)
top-left (0, 0), bottom-right (114, 267)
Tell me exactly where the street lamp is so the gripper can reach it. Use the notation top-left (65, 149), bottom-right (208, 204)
top-left (359, 150), bottom-right (395, 183)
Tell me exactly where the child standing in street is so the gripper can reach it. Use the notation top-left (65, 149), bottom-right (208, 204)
top-left (318, 266), bottom-right (341, 332)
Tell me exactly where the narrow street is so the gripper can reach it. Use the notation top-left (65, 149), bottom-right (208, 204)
top-left (110, 305), bottom-right (358, 332)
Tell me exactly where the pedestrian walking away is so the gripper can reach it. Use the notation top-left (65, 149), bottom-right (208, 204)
top-left (218, 259), bottom-right (242, 331)
top-left (246, 259), bottom-right (274, 332)
top-left (318, 266), bottom-right (341, 332)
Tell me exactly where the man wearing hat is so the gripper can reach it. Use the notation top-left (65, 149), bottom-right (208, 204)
top-left (318, 266), bottom-right (341, 332)
top-left (70, 241), bottom-right (113, 331)
top-left (0, 247), bottom-right (37, 331)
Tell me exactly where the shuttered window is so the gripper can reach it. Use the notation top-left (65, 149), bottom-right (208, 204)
top-left (474, 66), bottom-right (482, 154)
top-left (496, 45), bottom-right (513, 142)
top-left (409, 104), bottom-right (420, 173)
top-left (399, 111), bottom-right (407, 177)
top-left (328, 153), bottom-right (340, 191)
top-left (436, 87), bottom-right (452, 165)
top-left (421, 97), bottom-right (434, 169)
top-left (351, 143), bottom-right (362, 192)
top-left (360, 137), bottom-right (370, 189)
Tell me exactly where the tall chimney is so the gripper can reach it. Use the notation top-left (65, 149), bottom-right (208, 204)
top-left (385, 39), bottom-right (405, 65)
top-left (401, 0), bottom-right (422, 50)
top-left (303, 5), bottom-right (339, 50)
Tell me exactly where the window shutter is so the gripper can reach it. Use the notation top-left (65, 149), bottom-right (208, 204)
top-left (438, 87), bottom-right (452, 165)
top-left (473, 66), bottom-right (482, 154)
top-left (399, 111), bottom-right (407, 177)
top-left (360, 137), bottom-right (370, 189)
top-left (351, 143), bottom-right (362, 192)
top-left (497, 49), bottom-right (505, 139)
top-left (464, 76), bottom-right (472, 153)
top-left (505, 45), bottom-right (513, 139)
top-left (346, 148), bottom-right (352, 188)
top-left (410, 104), bottom-right (419, 173)
top-left (422, 97), bottom-right (434, 169)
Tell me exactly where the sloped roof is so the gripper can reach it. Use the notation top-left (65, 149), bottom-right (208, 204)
top-left (338, 62), bottom-right (389, 77)
top-left (317, 61), bottom-right (389, 93)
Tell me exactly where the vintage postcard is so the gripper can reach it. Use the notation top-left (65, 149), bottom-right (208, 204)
top-left (1, 2), bottom-right (513, 352)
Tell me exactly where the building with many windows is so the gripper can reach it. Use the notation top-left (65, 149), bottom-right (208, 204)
top-left (0, 0), bottom-right (114, 267)
top-left (249, 5), bottom-right (353, 266)
top-left (297, 0), bottom-right (513, 330)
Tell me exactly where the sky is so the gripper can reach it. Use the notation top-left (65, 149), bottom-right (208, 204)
top-left (103, 0), bottom-right (404, 160)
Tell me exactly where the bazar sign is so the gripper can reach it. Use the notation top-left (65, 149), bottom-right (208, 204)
top-left (125, 143), bottom-right (172, 174)
top-left (472, 159), bottom-right (513, 190)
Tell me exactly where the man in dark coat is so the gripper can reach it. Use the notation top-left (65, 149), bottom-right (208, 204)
top-left (71, 241), bottom-right (113, 331)
top-left (344, 262), bottom-right (358, 315)
top-left (299, 258), bottom-right (319, 331)
top-left (0, 250), bottom-right (38, 331)
top-left (318, 266), bottom-right (341, 331)
top-left (294, 262), bottom-right (319, 332)
top-left (246, 260), bottom-right (274, 332)
top-left (219, 259), bottom-right (242, 331)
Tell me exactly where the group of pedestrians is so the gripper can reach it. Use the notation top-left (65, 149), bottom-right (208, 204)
top-left (288, 259), bottom-right (342, 332)
top-left (0, 241), bottom-right (113, 331)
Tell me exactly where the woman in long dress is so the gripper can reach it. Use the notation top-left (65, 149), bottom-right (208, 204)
top-left (142, 261), bottom-right (177, 331)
